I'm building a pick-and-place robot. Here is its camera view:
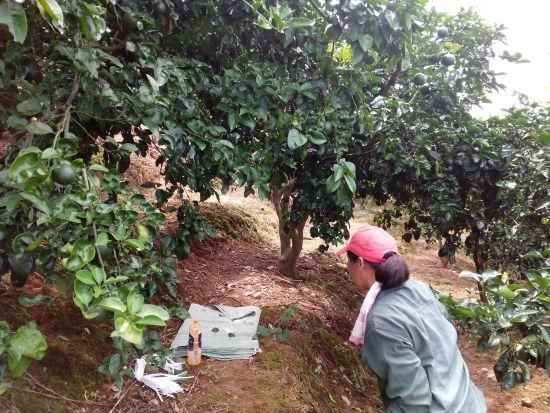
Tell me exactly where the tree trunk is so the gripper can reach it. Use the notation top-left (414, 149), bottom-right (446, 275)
top-left (271, 181), bottom-right (307, 278)
top-left (438, 239), bottom-right (448, 268)
top-left (472, 237), bottom-right (488, 303)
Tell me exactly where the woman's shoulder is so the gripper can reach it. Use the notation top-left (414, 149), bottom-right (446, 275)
top-left (367, 279), bottom-right (435, 329)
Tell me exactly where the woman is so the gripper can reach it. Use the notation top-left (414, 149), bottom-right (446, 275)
top-left (337, 225), bottom-right (486, 412)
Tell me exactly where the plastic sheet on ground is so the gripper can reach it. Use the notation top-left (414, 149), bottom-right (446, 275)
top-left (171, 304), bottom-right (261, 360)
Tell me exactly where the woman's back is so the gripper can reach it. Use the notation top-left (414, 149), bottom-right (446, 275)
top-left (362, 278), bottom-right (486, 412)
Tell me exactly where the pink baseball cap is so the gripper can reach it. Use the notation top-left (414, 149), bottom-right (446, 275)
top-left (336, 225), bottom-right (398, 263)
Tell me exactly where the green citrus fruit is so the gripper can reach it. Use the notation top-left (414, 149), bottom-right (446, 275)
top-left (427, 54), bottom-right (440, 64)
top-left (8, 253), bottom-right (34, 287)
top-left (154, 1), bottom-right (167, 14)
top-left (364, 53), bottom-right (375, 65)
top-left (122, 12), bottom-right (137, 29)
top-left (437, 27), bottom-right (449, 38)
top-left (441, 53), bottom-right (456, 67)
top-left (413, 73), bottom-right (427, 86)
top-left (53, 164), bottom-right (76, 186)
top-left (420, 85), bottom-right (431, 96)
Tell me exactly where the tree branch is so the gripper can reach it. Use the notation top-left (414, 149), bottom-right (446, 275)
top-left (306, 0), bottom-right (333, 25)
top-left (379, 61), bottom-right (402, 97)
top-left (93, 39), bottom-right (128, 52)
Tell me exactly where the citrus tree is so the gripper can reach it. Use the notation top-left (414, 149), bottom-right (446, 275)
top-left (0, 0), bottom-right (213, 389)
top-left (209, 2), bottom-right (518, 276)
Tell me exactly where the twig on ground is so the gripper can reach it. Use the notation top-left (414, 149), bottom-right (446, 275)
top-left (108, 383), bottom-right (134, 413)
top-left (183, 371), bottom-right (201, 404)
top-left (24, 373), bottom-right (100, 406)
top-left (12, 386), bottom-right (83, 407)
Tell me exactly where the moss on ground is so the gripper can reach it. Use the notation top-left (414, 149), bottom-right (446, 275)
top-left (201, 203), bottom-right (262, 242)
top-left (256, 306), bottom-right (381, 412)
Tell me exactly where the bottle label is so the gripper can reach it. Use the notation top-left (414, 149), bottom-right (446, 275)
top-left (188, 333), bottom-right (202, 352)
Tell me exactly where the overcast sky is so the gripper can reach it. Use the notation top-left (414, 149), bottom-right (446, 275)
top-left (429, 0), bottom-right (550, 117)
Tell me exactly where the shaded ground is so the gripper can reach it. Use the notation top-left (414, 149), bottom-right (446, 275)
top-left (1, 187), bottom-right (549, 412)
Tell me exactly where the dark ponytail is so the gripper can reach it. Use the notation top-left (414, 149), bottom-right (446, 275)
top-left (370, 251), bottom-right (409, 290)
top-left (347, 250), bottom-right (409, 290)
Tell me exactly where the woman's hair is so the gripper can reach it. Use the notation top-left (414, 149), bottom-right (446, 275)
top-left (347, 250), bottom-right (409, 290)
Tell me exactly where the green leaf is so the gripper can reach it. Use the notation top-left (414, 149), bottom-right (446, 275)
top-left (73, 280), bottom-right (92, 306)
top-left (136, 224), bottom-right (155, 244)
top-left (8, 354), bottom-right (32, 378)
top-left (120, 143), bottom-right (138, 153)
top-left (89, 164), bottom-right (109, 172)
top-left (500, 371), bottom-right (516, 390)
top-left (228, 112), bottom-right (238, 131)
top-left (287, 129), bottom-right (307, 150)
top-left (160, 236), bottom-right (176, 255)
top-left (20, 192), bottom-right (51, 215)
top-left (325, 174), bottom-right (340, 193)
top-left (118, 322), bottom-right (144, 346)
top-left (344, 175), bottom-right (357, 193)
top-left (136, 304), bottom-right (169, 321)
top-left (37, 0), bottom-right (64, 27)
top-left (41, 148), bottom-right (61, 160)
top-left (103, 276), bottom-right (129, 285)
top-left (8, 152), bottom-right (39, 183)
top-left (0, 383), bottom-right (8, 395)
top-left (18, 294), bottom-right (49, 307)
top-left (95, 232), bottom-right (109, 246)
top-left (496, 286), bottom-right (515, 300)
top-left (135, 316), bottom-right (166, 326)
top-left (99, 297), bottom-right (126, 313)
top-left (75, 270), bottom-right (95, 285)
top-left (64, 255), bottom-right (85, 271)
top-left (0, 1), bottom-right (28, 43)
top-left (358, 34), bottom-right (373, 52)
top-left (516, 360), bottom-right (532, 384)
top-left (308, 132), bottom-right (327, 145)
top-left (283, 17), bottom-right (315, 30)
top-left (351, 44), bottom-right (364, 66)
top-left (510, 310), bottom-right (539, 323)
top-left (124, 239), bottom-right (145, 251)
top-left (26, 122), bottom-right (54, 135)
top-left (10, 321), bottom-right (47, 361)
top-left (126, 290), bottom-right (144, 315)
top-left (16, 98), bottom-right (41, 116)
top-left (7, 115), bottom-right (28, 130)
top-left (342, 161), bottom-right (356, 177)
top-left (538, 325), bottom-right (550, 344)
top-left (72, 239), bottom-right (95, 263)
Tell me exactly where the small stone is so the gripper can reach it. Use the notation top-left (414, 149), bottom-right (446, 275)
top-left (342, 395), bottom-right (351, 406)
top-left (253, 291), bottom-right (263, 298)
top-left (521, 398), bottom-right (533, 408)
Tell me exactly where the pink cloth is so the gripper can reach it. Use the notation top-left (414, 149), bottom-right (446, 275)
top-left (349, 282), bottom-right (382, 345)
